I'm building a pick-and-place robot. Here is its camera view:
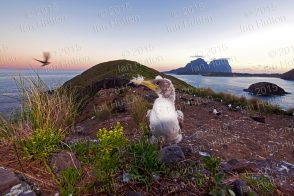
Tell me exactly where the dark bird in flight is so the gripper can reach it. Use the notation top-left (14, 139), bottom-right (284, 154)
top-left (33, 52), bottom-right (51, 67)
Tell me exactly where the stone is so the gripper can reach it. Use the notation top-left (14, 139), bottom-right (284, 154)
top-left (250, 115), bottom-right (265, 123)
top-left (159, 146), bottom-right (185, 163)
top-left (230, 160), bottom-right (257, 173)
top-left (232, 179), bottom-right (255, 196)
top-left (0, 167), bottom-right (20, 195)
top-left (48, 151), bottom-right (81, 174)
top-left (244, 82), bottom-right (288, 96)
top-left (127, 190), bottom-right (141, 196)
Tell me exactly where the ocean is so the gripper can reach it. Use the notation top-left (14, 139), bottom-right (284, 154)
top-left (0, 69), bottom-right (293, 118)
top-left (0, 69), bottom-right (82, 118)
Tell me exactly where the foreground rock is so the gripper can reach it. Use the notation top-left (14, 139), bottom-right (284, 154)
top-left (48, 151), bottom-right (81, 174)
top-left (159, 146), bottom-right (185, 163)
top-left (244, 82), bottom-right (288, 96)
top-left (0, 167), bottom-right (35, 195)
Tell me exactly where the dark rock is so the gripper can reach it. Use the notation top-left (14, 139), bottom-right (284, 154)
top-left (244, 82), bottom-right (288, 96)
top-left (0, 168), bottom-right (36, 195)
top-left (232, 179), bottom-right (255, 196)
top-left (0, 167), bottom-right (21, 194)
top-left (48, 151), bottom-right (81, 174)
top-left (127, 190), bottom-right (141, 196)
top-left (250, 115), bottom-right (265, 123)
top-left (159, 146), bottom-right (185, 163)
top-left (228, 159), bottom-right (239, 165)
top-left (230, 160), bottom-right (257, 173)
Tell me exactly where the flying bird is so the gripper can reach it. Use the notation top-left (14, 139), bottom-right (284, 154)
top-left (33, 52), bottom-right (51, 67)
top-left (131, 75), bottom-right (184, 145)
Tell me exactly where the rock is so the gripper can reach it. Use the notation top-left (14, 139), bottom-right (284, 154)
top-left (159, 146), bottom-right (185, 163)
top-left (250, 115), bottom-right (265, 123)
top-left (0, 168), bottom-right (36, 196)
top-left (127, 190), bottom-right (141, 196)
top-left (6, 183), bottom-right (36, 196)
top-left (232, 179), bottom-right (255, 196)
top-left (48, 151), bottom-right (81, 174)
top-left (243, 82), bottom-right (288, 96)
top-left (229, 160), bottom-right (257, 173)
top-left (0, 167), bottom-right (21, 194)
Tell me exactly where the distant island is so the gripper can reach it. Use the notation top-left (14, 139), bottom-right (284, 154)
top-left (165, 58), bottom-right (294, 81)
top-left (166, 58), bottom-right (232, 74)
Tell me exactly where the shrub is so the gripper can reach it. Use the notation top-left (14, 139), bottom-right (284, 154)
top-left (16, 76), bottom-right (78, 132)
top-left (59, 167), bottom-right (81, 196)
top-left (241, 173), bottom-right (276, 194)
top-left (201, 156), bottom-right (231, 196)
top-left (127, 132), bottom-right (162, 184)
top-left (18, 128), bottom-right (64, 160)
top-left (71, 141), bottom-right (100, 164)
top-left (94, 122), bottom-right (128, 191)
top-left (127, 95), bottom-right (150, 125)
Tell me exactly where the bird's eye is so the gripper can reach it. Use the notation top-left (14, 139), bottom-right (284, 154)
top-left (156, 81), bottom-right (160, 85)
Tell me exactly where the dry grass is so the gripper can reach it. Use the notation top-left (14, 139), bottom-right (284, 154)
top-left (15, 76), bottom-right (78, 133)
top-left (127, 95), bottom-right (150, 125)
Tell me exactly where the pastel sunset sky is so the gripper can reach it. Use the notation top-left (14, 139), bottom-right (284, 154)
top-left (0, 0), bottom-right (294, 73)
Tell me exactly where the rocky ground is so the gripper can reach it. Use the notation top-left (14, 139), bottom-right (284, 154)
top-left (0, 85), bottom-right (294, 195)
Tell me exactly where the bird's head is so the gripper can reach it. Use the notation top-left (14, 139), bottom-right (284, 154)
top-left (134, 75), bottom-right (175, 101)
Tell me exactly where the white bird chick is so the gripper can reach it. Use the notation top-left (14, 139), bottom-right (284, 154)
top-left (132, 75), bottom-right (183, 145)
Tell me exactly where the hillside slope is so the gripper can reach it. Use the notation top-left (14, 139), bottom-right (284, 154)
top-left (63, 59), bottom-right (193, 90)
top-left (281, 69), bottom-right (294, 81)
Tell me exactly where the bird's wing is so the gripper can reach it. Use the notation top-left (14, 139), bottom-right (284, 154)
top-left (177, 110), bottom-right (184, 129)
top-left (43, 52), bottom-right (50, 62)
top-left (33, 58), bottom-right (45, 63)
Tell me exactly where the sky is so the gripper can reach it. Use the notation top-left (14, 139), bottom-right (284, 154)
top-left (0, 0), bottom-right (294, 73)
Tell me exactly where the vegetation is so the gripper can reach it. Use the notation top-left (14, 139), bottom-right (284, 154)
top-left (94, 122), bottom-right (127, 192)
top-left (182, 87), bottom-right (288, 115)
top-left (17, 76), bottom-right (78, 132)
top-left (18, 128), bottom-right (64, 160)
top-left (127, 95), bottom-right (150, 125)
top-left (241, 173), bottom-right (276, 194)
top-left (127, 133), bottom-right (162, 184)
top-left (59, 167), bottom-right (81, 196)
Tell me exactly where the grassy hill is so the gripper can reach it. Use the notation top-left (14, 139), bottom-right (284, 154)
top-left (63, 59), bottom-right (193, 90)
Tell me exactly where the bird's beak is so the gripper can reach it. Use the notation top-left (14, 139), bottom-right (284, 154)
top-left (141, 80), bottom-right (159, 91)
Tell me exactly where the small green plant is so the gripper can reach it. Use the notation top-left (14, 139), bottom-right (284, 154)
top-left (59, 167), bottom-right (81, 196)
top-left (127, 134), bottom-right (162, 184)
top-left (71, 141), bottom-right (100, 164)
top-left (96, 122), bottom-right (127, 153)
top-left (241, 173), bottom-right (276, 194)
top-left (94, 122), bottom-right (127, 191)
top-left (202, 156), bottom-right (228, 196)
top-left (18, 128), bottom-right (64, 160)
